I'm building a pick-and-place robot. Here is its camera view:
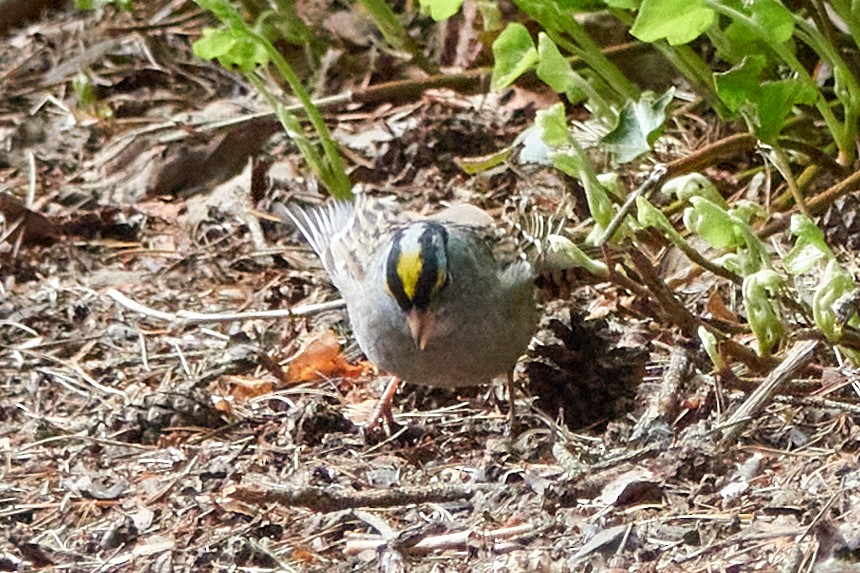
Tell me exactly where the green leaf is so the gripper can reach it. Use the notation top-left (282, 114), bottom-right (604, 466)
top-left (756, 79), bottom-right (817, 141)
top-left (536, 103), bottom-right (571, 148)
top-left (601, 88), bottom-right (674, 163)
top-left (720, 21), bottom-right (767, 64)
top-left (661, 173), bottom-right (726, 207)
top-left (684, 197), bottom-right (770, 275)
top-left (698, 326), bottom-right (724, 370)
top-left (637, 196), bottom-right (687, 248)
top-left (784, 214), bottom-right (834, 275)
top-left (192, 28), bottom-right (233, 60)
top-left (418, 0), bottom-right (465, 21)
top-left (544, 234), bottom-right (609, 276)
top-left (454, 147), bottom-right (513, 174)
top-left (552, 0), bottom-right (606, 9)
top-left (193, 28), bottom-right (269, 72)
top-left (743, 270), bottom-right (785, 355)
top-left (729, 200), bottom-right (766, 225)
top-left (491, 23), bottom-right (539, 90)
top-left (73, 72), bottom-right (98, 108)
top-left (630, 0), bottom-right (714, 45)
top-left (715, 57), bottom-right (817, 142)
top-left (813, 259), bottom-right (855, 341)
top-left (748, 0), bottom-right (794, 44)
top-left (550, 152), bottom-right (585, 179)
top-left (605, 0), bottom-right (638, 8)
top-left (714, 55), bottom-right (767, 113)
top-left (536, 34), bottom-right (574, 95)
top-left (683, 197), bottom-right (743, 250)
top-left (195, 0), bottom-right (246, 27)
top-left (477, 0), bottom-right (502, 31)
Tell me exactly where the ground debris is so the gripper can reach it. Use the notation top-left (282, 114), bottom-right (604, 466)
top-left (1, 3), bottom-right (858, 572)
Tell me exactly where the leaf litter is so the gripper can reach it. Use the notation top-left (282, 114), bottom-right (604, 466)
top-left (0, 2), bottom-right (859, 573)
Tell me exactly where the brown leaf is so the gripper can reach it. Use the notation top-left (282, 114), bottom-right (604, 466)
top-left (706, 290), bottom-right (739, 323)
top-left (0, 193), bottom-right (58, 245)
top-left (134, 199), bottom-right (185, 223)
top-left (226, 375), bottom-right (274, 401)
top-left (600, 469), bottom-right (663, 507)
top-left (285, 331), bottom-right (364, 383)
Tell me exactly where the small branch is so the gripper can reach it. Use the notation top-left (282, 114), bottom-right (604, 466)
top-left (759, 168), bottom-right (860, 237)
top-left (105, 288), bottom-right (345, 324)
top-left (718, 339), bottom-right (819, 446)
top-left (772, 394), bottom-right (860, 416)
top-left (626, 250), bottom-right (769, 370)
top-left (629, 346), bottom-right (693, 442)
top-left (232, 483), bottom-right (495, 513)
top-left (343, 523), bottom-right (535, 556)
top-left (597, 163), bottom-right (667, 247)
top-left (663, 133), bottom-right (758, 181)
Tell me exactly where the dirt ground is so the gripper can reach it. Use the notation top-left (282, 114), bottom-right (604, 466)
top-left (2, 2), bottom-right (860, 572)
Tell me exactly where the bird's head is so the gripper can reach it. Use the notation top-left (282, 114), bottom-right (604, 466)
top-left (385, 222), bottom-right (451, 350)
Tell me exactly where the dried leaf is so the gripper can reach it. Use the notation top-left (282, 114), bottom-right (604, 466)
top-left (286, 332), bottom-right (364, 383)
top-left (226, 375), bottom-right (274, 400)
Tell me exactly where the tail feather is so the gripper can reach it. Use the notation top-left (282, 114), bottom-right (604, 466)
top-left (274, 199), bottom-right (356, 274)
top-left (274, 194), bottom-right (400, 290)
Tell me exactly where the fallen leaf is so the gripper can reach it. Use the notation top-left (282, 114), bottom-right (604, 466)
top-left (226, 375), bottom-right (274, 400)
top-left (706, 290), bottom-right (739, 323)
top-left (600, 468), bottom-right (663, 507)
top-left (134, 198), bottom-right (185, 223)
top-left (286, 332), bottom-right (364, 383)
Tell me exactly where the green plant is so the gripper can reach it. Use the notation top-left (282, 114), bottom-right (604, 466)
top-left (192, 0), bottom-right (351, 198)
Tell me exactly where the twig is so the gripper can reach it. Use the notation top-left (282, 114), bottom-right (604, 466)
top-left (626, 250), bottom-right (769, 370)
top-left (630, 346), bottom-right (692, 442)
top-left (773, 394), bottom-right (860, 415)
top-left (759, 168), bottom-right (860, 238)
top-left (105, 288), bottom-right (345, 323)
top-left (718, 339), bottom-right (819, 446)
top-left (146, 453), bottom-right (200, 504)
top-left (343, 523), bottom-right (535, 556)
top-left (232, 482), bottom-right (497, 513)
top-left (663, 133), bottom-right (758, 181)
top-left (597, 163), bottom-right (667, 247)
top-left (674, 527), bottom-right (803, 563)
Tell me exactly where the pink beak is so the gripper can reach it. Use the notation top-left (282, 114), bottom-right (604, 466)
top-left (406, 309), bottom-right (432, 351)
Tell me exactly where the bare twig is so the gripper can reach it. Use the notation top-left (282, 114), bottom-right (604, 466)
top-left (630, 345), bottom-right (693, 442)
top-left (343, 523), bottom-right (535, 556)
top-left (718, 339), bottom-right (819, 446)
top-left (105, 288), bottom-right (345, 323)
top-left (597, 163), bottom-right (667, 247)
top-left (233, 482), bottom-right (498, 513)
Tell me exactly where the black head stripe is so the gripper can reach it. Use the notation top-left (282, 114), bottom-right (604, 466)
top-left (386, 230), bottom-right (413, 311)
top-left (412, 223), bottom-right (448, 311)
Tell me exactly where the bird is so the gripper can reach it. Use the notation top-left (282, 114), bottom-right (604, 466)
top-left (278, 194), bottom-right (569, 429)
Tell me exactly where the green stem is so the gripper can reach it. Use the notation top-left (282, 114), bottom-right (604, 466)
top-left (792, 15), bottom-right (860, 162)
top-left (359, 0), bottom-right (437, 73)
top-left (247, 28), bottom-right (352, 198)
top-left (826, 0), bottom-right (860, 51)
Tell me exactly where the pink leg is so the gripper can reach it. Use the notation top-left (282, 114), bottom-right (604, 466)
top-left (364, 376), bottom-right (400, 433)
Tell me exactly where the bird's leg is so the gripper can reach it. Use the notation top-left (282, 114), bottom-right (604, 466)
top-left (507, 370), bottom-right (520, 436)
top-left (364, 375), bottom-right (400, 434)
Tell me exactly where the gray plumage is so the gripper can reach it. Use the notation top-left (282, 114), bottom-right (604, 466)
top-left (279, 195), bottom-right (540, 388)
